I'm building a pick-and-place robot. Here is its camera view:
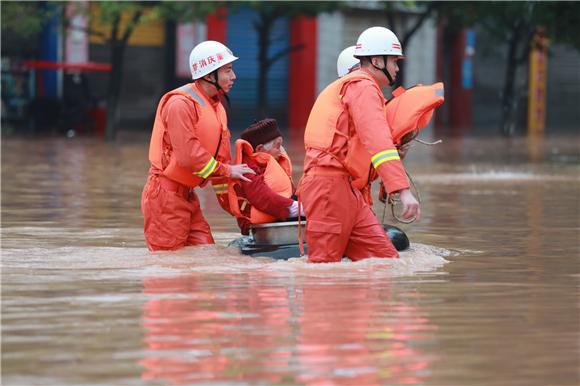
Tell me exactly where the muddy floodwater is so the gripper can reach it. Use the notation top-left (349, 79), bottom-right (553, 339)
top-left (2, 131), bottom-right (579, 386)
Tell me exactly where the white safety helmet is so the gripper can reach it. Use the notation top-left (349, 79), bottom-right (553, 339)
top-left (336, 46), bottom-right (360, 77)
top-left (354, 26), bottom-right (403, 58)
top-left (189, 40), bottom-right (238, 80)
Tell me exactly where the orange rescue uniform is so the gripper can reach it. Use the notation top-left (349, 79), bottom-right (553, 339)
top-left (361, 82), bottom-right (446, 206)
top-left (299, 69), bottom-right (409, 263)
top-left (141, 83), bottom-right (231, 251)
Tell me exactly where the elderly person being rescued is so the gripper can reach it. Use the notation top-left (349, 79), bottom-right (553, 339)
top-left (213, 118), bottom-right (300, 235)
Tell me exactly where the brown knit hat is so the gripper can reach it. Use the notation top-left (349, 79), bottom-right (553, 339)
top-left (240, 118), bottom-right (282, 149)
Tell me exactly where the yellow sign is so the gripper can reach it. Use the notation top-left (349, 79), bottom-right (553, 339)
top-left (527, 29), bottom-right (549, 134)
top-left (88, 4), bottom-right (165, 47)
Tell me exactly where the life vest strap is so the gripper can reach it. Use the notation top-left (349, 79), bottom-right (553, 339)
top-left (297, 192), bottom-right (305, 257)
top-left (177, 85), bottom-right (206, 106)
top-left (392, 86), bottom-right (405, 97)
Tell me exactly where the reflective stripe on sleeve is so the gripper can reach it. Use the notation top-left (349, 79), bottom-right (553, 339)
top-left (212, 183), bottom-right (228, 194)
top-left (194, 157), bottom-right (217, 179)
top-left (371, 149), bottom-right (400, 169)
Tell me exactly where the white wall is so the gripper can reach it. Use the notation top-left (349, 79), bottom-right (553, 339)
top-left (403, 18), bottom-right (437, 87)
top-left (316, 12), bottom-right (344, 94)
top-left (317, 9), bottom-right (437, 92)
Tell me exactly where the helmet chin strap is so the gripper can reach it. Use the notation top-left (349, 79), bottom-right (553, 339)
top-left (372, 55), bottom-right (395, 86)
top-left (201, 70), bottom-right (230, 108)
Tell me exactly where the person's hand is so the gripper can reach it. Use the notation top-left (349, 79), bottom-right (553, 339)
top-left (287, 200), bottom-right (302, 218)
top-left (230, 164), bottom-right (255, 182)
top-left (398, 188), bottom-right (421, 221)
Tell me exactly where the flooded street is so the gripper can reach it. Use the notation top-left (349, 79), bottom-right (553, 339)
top-left (2, 131), bottom-right (579, 385)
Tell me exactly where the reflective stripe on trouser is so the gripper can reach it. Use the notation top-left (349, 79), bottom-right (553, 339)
top-left (299, 174), bottom-right (398, 262)
top-left (141, 174), bottom-right (214, 251)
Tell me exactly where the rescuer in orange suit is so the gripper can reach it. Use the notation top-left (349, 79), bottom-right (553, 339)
top-left (336, 45), bottom-right (410, 206)
top-left (141, 41), bottom-right (255, 251)
top-left (337, 45), bottom-right (444, 208)
top-left (298, 26), bottom-right (421, 263)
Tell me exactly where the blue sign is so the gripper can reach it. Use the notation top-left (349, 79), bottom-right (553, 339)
top-left (462, 30), bottom-right (475, 89)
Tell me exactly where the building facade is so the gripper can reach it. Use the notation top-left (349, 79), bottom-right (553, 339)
top-left (8, 2), bottom-right (579, 135)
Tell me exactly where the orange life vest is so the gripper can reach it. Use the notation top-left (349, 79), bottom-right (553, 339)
top-left (305, 72), bottom-right (445, 190)
top-left (213, 139), bottom-right (293, 224)
top-left (347, 82), bottom-right (445, 190)
top-left (304, 71), bottom-right (386, 190)
top-left (387, 82), bottom-right (445, 147)
top-left (148, 83), bottom-right (230, 187)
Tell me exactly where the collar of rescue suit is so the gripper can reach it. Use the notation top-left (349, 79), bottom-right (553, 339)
top-left (350, 68), bottom-right (387, 104)
top-left (195, 81), bottom-right (221, 108)
top-left (356, 67), bottom-right (382, 89)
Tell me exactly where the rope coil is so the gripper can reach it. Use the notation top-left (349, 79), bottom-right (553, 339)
top-left (382, 171), bottom-right (421, 224)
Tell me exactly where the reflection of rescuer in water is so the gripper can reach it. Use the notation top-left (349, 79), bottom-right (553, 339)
top-left (141, 41), bottom-right (255, 251)
top-left (140, 274), bottom-right (294, 384)
top-left (298, 26), bottom-right (420, 263)
top-left (140, 273), bottom-right (432, 385)
top-left (296, 280), bottom-right (432, 385)
top-left (212, 118), bottom-right (301, 235)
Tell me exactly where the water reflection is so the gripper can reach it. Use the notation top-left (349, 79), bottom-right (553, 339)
top-left (140, 272), bottom-right (434, 385)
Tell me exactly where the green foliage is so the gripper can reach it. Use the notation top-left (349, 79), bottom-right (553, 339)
top-left (1, 2), bottom-right (63, 57)
top-left (1, 1), bottom-right (221, 56)
top-left (153, 1), bottom-right (220, 22)
top-left (1, 2), bottom-right (52, 37)
top-left (91, 1), bottom-right (218, 24)
top-left (233, 1), bottom-right (342, 18)
top-left (437, 1), bottom-right (580, 52)
top-left (435, 1), bottom-right (580, 134)
top-left (383, 0), bottom-right (431, 13)
top-left (535, 2), bottom-right (580, 51)
top-left (97, 2), bottom-right (137, 24)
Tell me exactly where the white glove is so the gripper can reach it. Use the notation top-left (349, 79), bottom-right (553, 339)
top-left (288, 201), bottom-right (301, 218)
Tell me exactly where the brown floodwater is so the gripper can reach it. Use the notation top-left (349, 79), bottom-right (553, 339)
top-left (1, 131), bottom-right (579, 386)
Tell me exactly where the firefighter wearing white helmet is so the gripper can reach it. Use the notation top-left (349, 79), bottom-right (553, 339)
top-left (354, 26), bottom-right (404, 85)
top-left (189, 40), bottom-right (238, 104)
top-left (298, 26), bottom-right (420, 263)
top-left (336, 46), bottom-right (360, 78)
top-left (142, 40), bottom-right (255, 252)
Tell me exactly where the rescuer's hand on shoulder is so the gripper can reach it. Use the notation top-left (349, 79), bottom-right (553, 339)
top-left (230, 164), bottom-right (255, 182)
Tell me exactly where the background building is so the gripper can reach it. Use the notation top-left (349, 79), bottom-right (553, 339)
top-left (2, 2), bottom-right (579, 137)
